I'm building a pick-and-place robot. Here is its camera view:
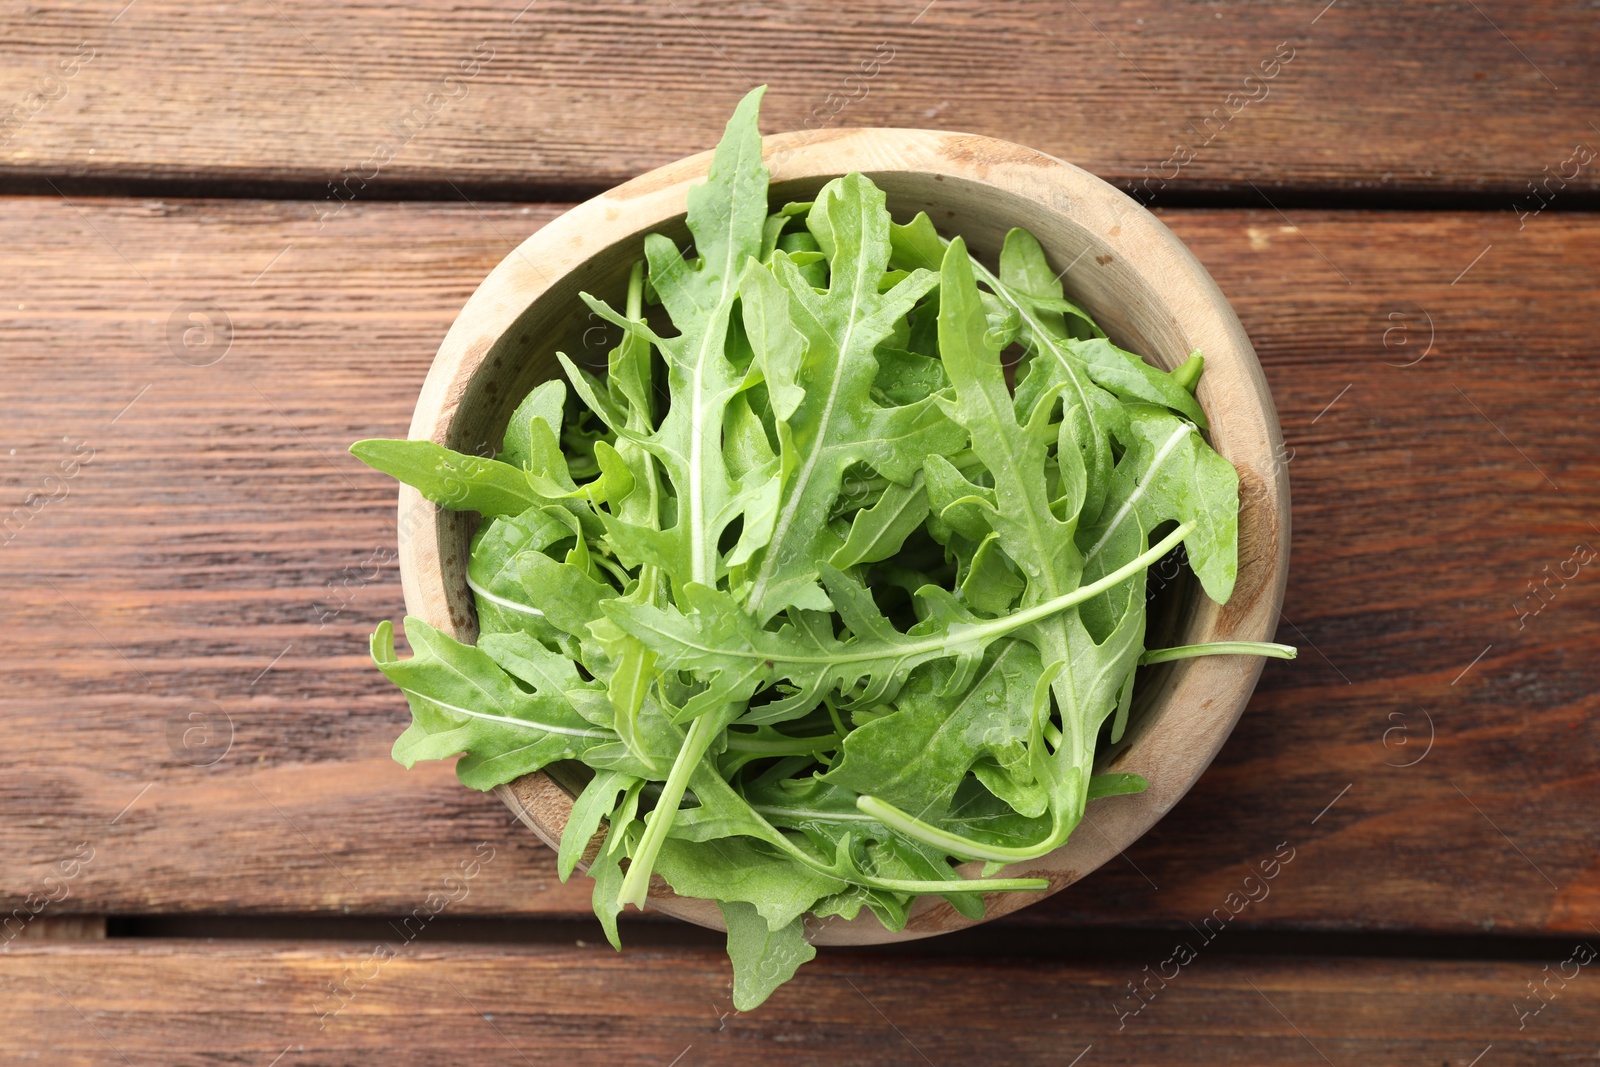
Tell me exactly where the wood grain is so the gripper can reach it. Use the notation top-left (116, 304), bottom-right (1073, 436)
top-left (1, 196), bottom-right (1596, 935)
top-left (7, 941), bottom-right (1599, 1065)
top-left (0, 1), bottom-right (1596, 198)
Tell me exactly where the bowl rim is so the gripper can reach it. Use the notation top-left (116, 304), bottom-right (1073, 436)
top-left (396, 126), bottom-right (1291, 946)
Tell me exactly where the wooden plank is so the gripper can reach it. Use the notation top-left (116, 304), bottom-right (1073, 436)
top-left (3, 916), bottom-right (106, 942)
top-left (0, 198), bottom-right (596, 918)
top-left (0, 1), bottom-right (1596, 197)
top-left (7, 941), bottom-right (1600, 1064)
top-left (1, 197), bottom-right (1596, 933)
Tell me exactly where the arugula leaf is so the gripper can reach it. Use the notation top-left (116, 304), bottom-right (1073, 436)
top-left (671, 759), bottom-right (1050, 900)
top-left (824, 639), bottom-right (1046, 822)
top-left (516, 551), bottom-right (614, 639)
top-left (608, 85), bottom-right (770, 587)
top-left (829, 474), bottom-right (929, 570)
top-left (996, 226), bottom-right (1103, 340)
top-left (935, 236), bottom-right (1087, 605)
top-left (501, 380), bottom-right (567, 469)
top-left (739, 173), bottom-right (962, 623)
top-left (1070, 338), bottom-right (1209, 430)
top-left (658, 836), bottom-right (846, 930)
top-left (372, 618), bottom-right (614, 790)
top-left (467, 507), bottom-right (574, 645)
top-left (719, 901), bottom-right (816, 1011)
top-left (959, 533), bottom-right (1026, 615)
top-left (1077, 404), bottom-right (1240, 608)
top-left (589, 809), bottom-right (632, 950)
top-left (557, 769), bottom-right (633, 881)
top-left (350, 439), bottom-right (539, 517)
top-left (477, 630), bottom-right (612, 728)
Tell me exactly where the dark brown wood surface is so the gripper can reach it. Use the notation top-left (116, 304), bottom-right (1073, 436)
top-left (3, 1), bottom-right (1597, 1060)
top-left (3, 198), bottom-right (1595, 935)
top-left (0, 1), bottom-right (1595, 198)
top-left (9, 941), bottom-right (1600, 1065)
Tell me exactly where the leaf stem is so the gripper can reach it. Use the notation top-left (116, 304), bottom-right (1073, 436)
top-left (464, 575), bottom-right (546, 617)
top-left (890, 520), bottom-right (1196, 659)
top-left (741, 801), bottom-right (1051, 894)
top-left (857, 795), bottom-right (1071, 864)
top-left (395, 687), bottom-right (613, 741)
top-left (1139, 641), bottom-right (1298, 665)
top-left (723, 732), bottom-right (841, 756)
top-left (699, 520), bottom-right (1196, 672)
top-left (618, 710), bottom-right (723, 908)
top-left (1171, 352), bottom-right (1204, 393)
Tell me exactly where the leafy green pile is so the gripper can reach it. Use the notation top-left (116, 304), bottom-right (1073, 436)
top-left (351, 87), bottom-right (1293, 1009)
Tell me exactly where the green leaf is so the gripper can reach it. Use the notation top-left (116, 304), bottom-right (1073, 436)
top-left (557, 769), bottom-right (633, 881)
top-left (477, 630), bottom-right (612, 728)
top-left (886, 210), bottom-right (945, 273)
top-left (824, 639), bottom-right (1045, 823)
top-left (658, 836), bottom-right (845, 931)
top-left (624, 84), bottom-right (772, 588)
top-left (740, 173), bottom-right (963, 623)
top-left (829, 474), bottom-right (929, 569)
top-left (739, 262), bottom-right (806, 422)
top-left (467, 507), bottom-right (574, 642)
top-left (959, 227), bottom-right (1125, 526)
top-left (501, 380), bottom-right (567, 469)
top-left (588, 615), bottom-right (663, 770)
top-left (1077, 405), bottom-right (1239, 606)
top-left (516, 551), bottom-right (613, 640)
top-left (731, 774), bottom-right (999, 921)
top-left (606, 259), bottom-right (655, 421)
top-left (1069, 337), bottom-right (1210, 430)
top-left (520, 414), bottom-right (580, 498)
top-left (873, 346), bottom-right (949, 406)
top-left (718, 901), bottom-right (817, 1011)
top-left (585, 440), bottom-right (635, 506)
top-left (937, 237), bottom-right (1086, 606)
top-left (372, 618), bottom-right (614, 791)
top-left (350, 439), bottom-right (538, 517)
top-left (589, 812), bottom-right (631, 950)
top-left (959, 533), bottom-right (1025, 616)
top-left (996, 227), bottom-right (1103, 338)
top-left (671, 763), bottom-right (1046, 900)
top-left (1107, 661), bottom-right (1137, 744)
top-left (761, 200), bottom-right (813, 261)
top-left (923, 453), bottom-right (995, 543)
top-left (777, 229), bottom-right (829, 288)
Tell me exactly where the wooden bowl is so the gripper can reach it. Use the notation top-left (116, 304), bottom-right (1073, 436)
top-left (397, 127), bottom-right (1290, 945)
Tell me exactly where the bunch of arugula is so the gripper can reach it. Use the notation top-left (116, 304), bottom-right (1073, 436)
top-left (351, 87), bottom-right (1294, 1010)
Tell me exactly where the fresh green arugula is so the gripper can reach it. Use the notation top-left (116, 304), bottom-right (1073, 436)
top-left (352, 87), bottom-right (1294, 1011)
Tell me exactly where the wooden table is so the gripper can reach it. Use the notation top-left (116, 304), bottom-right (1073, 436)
top-left (4, 2), bottom-right (1597, 1063)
